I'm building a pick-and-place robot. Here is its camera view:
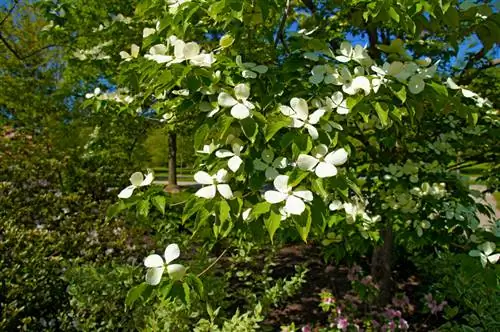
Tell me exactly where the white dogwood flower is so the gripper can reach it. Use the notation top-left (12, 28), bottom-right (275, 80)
top-left (118, 171), bottom-right (154, 198)
top-left (297, 145), bottom-right (348, 178)
top-left (215, 141), bottom-right (244, 172)
top-left (85, 87), bottom-right (101, 99)
top-left (119, 44), bottom-right (140, 61)
top-left (309, 64), bottom-right (337, 85)
top-left (194, 169), bottom-right (233, 199)
top-left (335, 42), bottom-right (372, 66)
top-left (144, 244), bottom-right (186, 285)
top-left (196, 141), bottom-right (220, 155)
top-left (217, 84), bottom-right (255, 119)
top-left (326, 91), bottom-right (349, 114)
top-left (280, 98), bottom-right (325, 139)
top-left (144, 44), bottom-right (173, 64)
top-left (253, 149), bottom-right (287, 180)
top-left (446, 78), bottom-right (492, 107)
top-left (236, 55), bottom-right (268, 78)
top-left (334, 66), bottom-right (371, 96)
top-left (169, 39), bottom-right (215, 67)
top-left (264, 175), bottom-right (313, 215)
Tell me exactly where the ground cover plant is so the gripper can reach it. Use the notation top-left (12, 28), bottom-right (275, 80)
top-left (1, 0), bottom-right (499, 331)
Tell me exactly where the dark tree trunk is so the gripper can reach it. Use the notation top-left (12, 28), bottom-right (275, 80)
top-left (370, 222), bottom-right (394, 306)
top-left (166, 131), bottom-right (180, 193)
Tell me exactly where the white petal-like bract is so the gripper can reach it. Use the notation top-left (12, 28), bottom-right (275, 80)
top-left (297, 154), bottom-right (319, 171)
top-left (146, 266), bottom-right (165, 285)
top-left (218, 92), bottom-right (238, 107)
top-left (315, 162), bottom-right (338, 178)
top-left (217, 184), bottom-right (233, 199)
top-left (264, 190), bottom-right (288, 203)
top-left (167, 264), bottom-right (186, 281)
top-left (144, 254), bottom-right (164, 268)
top-left (118, 185), bottom-right (136, 199)
top-left (164, 244), bottom-right (180, 264)
top-left (195, 185), bottom-right (217, 199)
top-left (194, 171), bottom-right (214, 185)
top-left (285, 195), bottom-right (306, 215)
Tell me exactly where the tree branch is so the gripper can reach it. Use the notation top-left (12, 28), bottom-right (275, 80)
top-left (0, 31), bottom-right (22, 60)
top-left (0, 0), bottom-right (18, 27)
top-left (367, 27), bottom-right (379, 60)
top-left (274, 0), bottom-right (291, 54)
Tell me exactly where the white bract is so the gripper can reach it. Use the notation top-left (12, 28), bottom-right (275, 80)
top-left (118, 171), bottom-right (154, 199)
top-left (309, 65), bottom-right (337, 85)
top-left (194, 169), bottom-right (233, 199)
top-left (325, 91), bottom-right (349, 114)
top-left (217, 84), bottom-right (255, 119)
top-left (297, 145), bottom-right (348, 178)
top-left (446, 78), bottom-right (492, 107)
top-left (253, 149), bottom-right (287, 180)
top-left (196, 141), bottom-right (220, 155)
top-left (236, 55), bottom-right (268, 78)
top-left (215, 141), bottom-right (244, 172)
top-left (334, 66), bottom-right (371, 96)
top-left (143, 27), bottom-right (157, 38)
top-left (335, 41), bottom-right (372, 66)
top-left (199, 101), bottom-right (220, 117)
top-left (85, 87), bottom-right (101, 99)
top-left (144, 244), bottom-right (186, 285)
top-left (280, 98), bottom-right (325, 139)
top-left (264, 175), bottom-right (313, 216)
top-left (170, 39), bottom-right (215, 67)
top-left (119, 44), bottom-right (140, 61)
top-left (144, 44), bottom-right (173, 64)
top-left (469, 242), bottom-right (500, 267)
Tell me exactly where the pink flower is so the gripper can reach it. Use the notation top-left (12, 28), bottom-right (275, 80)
top-left (337, 317), bottom-right (349, 330)
top-left (323, 297), bottom-right (336, 304)
top-left (399, 318), bottom-right (409, 330)
top-left (301, 324), bottom-right (311, 332)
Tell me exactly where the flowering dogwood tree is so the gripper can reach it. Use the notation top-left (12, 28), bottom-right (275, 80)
top-left (44, 0), bottom-right (499, 307)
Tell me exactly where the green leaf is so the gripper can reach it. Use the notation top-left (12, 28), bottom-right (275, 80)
top-left (160, 282), bottom-right (174, 298)
top-left (152, 195), bottom-right (166, 214)
top-left (388, 7), bottom-right (400, 22)
top-left (251, 201), bottom-right (271, 218)
top-left (312, 178), bottom-right (328, 200)
top-left (265, 117), bottom-right (291, 142)
top-left (137, 199), bottom-right (150, 217)
top-left (187, 274), bottom-right (205, 299)
top-left (219, 200), bottom-right (231, 224)
top-left (106, 200), bottom-right (127, 220)
top-left (218, 115), bottom-right (234, 139)
top-left (294, 208), bottom-right (312, 242)
top-left (241, 117), bottom-right (258, 143)
top-left (390, 84), bottom-right (407, 102)
top-left (373, 102), bottom-right (389, 126)
top-left (288, 168), bottom-right (310, 187)
top-left (125, 283), bottom-right (148, 308)
top-left (428, 81), bottom-right (448, 96)
top-left (183, 282), bottom-right (191, 306)
top-left (182, 197), bottom-right (205, 223)
top-left (264, 210), bottom-right (281, 242)
top-left (194, 124), bottom-right (210, 150)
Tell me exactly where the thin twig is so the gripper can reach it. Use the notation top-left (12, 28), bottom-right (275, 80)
top-left (0, 31), bottom-right (22, 60)
top-left (0, 0), bottom-right (18, 27)
top-left (197, 248), bottom-right (228, 277)
top-left (274, 0), bottom-right (291, 53)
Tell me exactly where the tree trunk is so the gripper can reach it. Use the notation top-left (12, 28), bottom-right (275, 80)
top-left (166, 131), bottom-right (180, 193)
top-left (370, 222), bottom-right (394, 306)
